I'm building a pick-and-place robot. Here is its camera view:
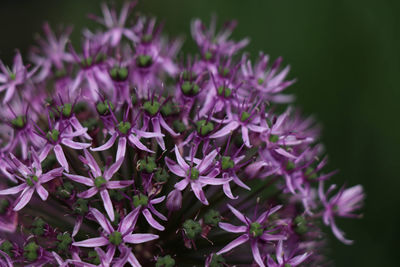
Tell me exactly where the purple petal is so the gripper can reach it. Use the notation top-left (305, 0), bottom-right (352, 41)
top-left (274, 147), bottom-right (297, 159)
top-left (288, 252), bottom-right (310, 266)
top-left (36, 184), bottom-right (49, 201)
top-left (89, 208), bottom-right (114, 234)
top-left (100, 190), bottom-right (115, 221)
top-left (223, 183), bottom-right (238, 199)
top-left (106, 180), bottom-right (133, 189)
top-left (256, 205), bottom-right (282, 223)
top-left (127, 252), bottom-right (141, 267)
top-left (159, 116), bottom-right (179, 137)
top-left (41, 167), bottom-right (64, 183)
top-left (165, 158), bottom-right (186, 177)
top-left (241, 126), bottom-right (251, 147)
top-left (13, 187), bottom-right (34, 211)
top-left (152, 117), bottom-right (165, 150)
top-left (116, 137), bottom-right (127, 161)
top-left (251, 240), bottom-right (265, 267)
top-left (39, 144), bottom-right (52, 161)
top-left (72, 216), bottom-right (83, 237)
top-left (217, 234), bottom-right (249, 255)
top-left (72, 236), bottom-right (109, 247)
top-left (64, 173), bottom-right (94, 186)
top-left (142, 208), bottom-right (164, 231)
top-left (77, 187), bottom-right (98, 199)
top-left (104, 157), bottom-right (123, 180)
top-left (83, 150), bottom-right (102, 177)
top-left (61, 139), bottom-right (91, 150)
top-left (128, 134), bottom-right (154, 153)
top-left (210, 121), bottom-right (239, 139)
top-left (227, 204), bottom-right (249, 224)
top-left (199, 177), bottom-right (230, 185)
top-left (174, 179), bottom-right (189, 191)
top-left (91, 133), bottom-right (118, 152)
top-left (219, 222), bottom-right (247, 233)
top-left (191, 182), bottom-right (208, 205)
top-left (150, 196), bottom-right (165, 204)
top-left (197, 149), bottom-right (219, 173)
top-left (54, 144), bottom-right (69, 172)
top-left (0, 183), bottom-right (26, 195)
top-left (174, 145), bottom-right (189, 169)
top-left (123, 233), bottom-right (159, 244)
top-left (119, 208), bottom-right (140, 235)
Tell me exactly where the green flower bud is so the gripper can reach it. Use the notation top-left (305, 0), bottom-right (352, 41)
top-left (143, 101), bottom-right (160, 116)
top-left (209, 254), bottom-right (226, 267)
top-left (74, 198), bottom-right (89, 215)
top-left (24, 242), bottom-right (39, 261)
top-left (137, 157), bottom-right (157, 173)
top-left (196, 120), bottom-right (214, 136)
top-left (136, 55), bottom-right (153, 68)
top-left (156, 255), bottom-right (175, 267)
top-left (240, 111), bottom-right (250, 122)
top-left (173, 120), bottom-right (186, 133)
top-left (183, 219), bottom-right (201, 239)
top-left (154, 169), bottom-right (169, 183)
top-left (204, 209), bottom-right (221, 226)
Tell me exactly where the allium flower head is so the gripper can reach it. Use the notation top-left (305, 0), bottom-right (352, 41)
top-left (0, 2), bottom-right (364, 266)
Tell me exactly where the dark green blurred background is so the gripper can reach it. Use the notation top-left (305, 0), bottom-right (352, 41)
top-left (1, 0), bottom-right (398, 266)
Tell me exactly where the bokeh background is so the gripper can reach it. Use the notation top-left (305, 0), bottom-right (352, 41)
top-left (0, 0), bottom-right (398, 266)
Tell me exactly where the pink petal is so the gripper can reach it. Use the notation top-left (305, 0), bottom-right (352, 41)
top-left (77, 187), bottom-right (98, 199)
top-left (217, 234), bottom-right (249, 255)
top-left (13, 187), bottom-right (34, 211)
top-left (165, 158), bottom-right (186, 177)
top-left (142, 208), bottom-right (164, 231)
top-left (251, 240), bottom-right (265, 267)
top-left (100, 190), bottom-right (115, 221)
top-left (64, 173), bottom-right (94, 186)
top-left (89, 208), bottom-right (114, 234)
top-left (210, 121), bottom-right (239, 139)
top-left (104, 157), bottom-right (123, 180)
top-left (174, 145), bottom-right (189, 169)
top-left (54, 144), bottom-right (69, 172)
top-left (191, 182), bottom-right (208, 205)
top-left (227, 204), bottom-right (249, 224)
top-left (61, 139), bottom-right (91, 150)
top-left (91, 133), bottom-right (117, 151)
top-left (0, 183), bottom-right (26, 195)
top-left (106, 180), bottom-right (133, 189)
top-left (72, 236), bottom-right (109, 247)
top-left (36, 184), bottom-right (49, 201)
top-left (116, 137), bottom-right (127, 161)
top-left (123, 233), bottom-right (159, 244)
top-left (219, 222), bottom-right (247, 233)
top-left (128, 134), bottom-right (154, 153)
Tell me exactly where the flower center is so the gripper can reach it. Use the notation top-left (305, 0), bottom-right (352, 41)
top-left (94, 176), bottom-right (107, 188)
top-left (187, 167), bottom-right (200, 181)
top-left (80, 57), bottom-right (93, 68)
top-left (183, 219), bottom-right (202, 239)
top-left (196, 120), bottom-right (214, 136)
top-left (117, 121), bottom-right (131, 135)
top-left (143, 101), bottom-right (160, 116)
top-left (181, 81), bottom-right (200, 96)
top-left (11, 115), bottom-right (26, 129)
top-left (58, 103), bottom-right (72, 117)
top-left (46, 129), bottom-right (59, 142)
top-left (240, 111), bottom-right (250, 122)
top-left (96, 100), bottom-right (114, 115)
top-left (250, 222), bottom-right (263, 237)
top-left (26, 175), bottom-right (39, 187)
top-left (109, 66), bottom-right (128, 82)
top-left (136, 55), bottom-right (153, 68)
top-left (132, 194), bottom-right (149, 207)
top-left (217, 86), bottom-right (232, 98)
top-left (108, 231), bottom-right (122, 245)
top-left (221, 156), bottom-right (234, 170)
top-left (24, 242), bottom-right (39, 262)
top-left (269, 134), bottom-right (279, 143)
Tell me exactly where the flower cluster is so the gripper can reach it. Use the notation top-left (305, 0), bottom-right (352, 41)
top-left (0, 2), bottom-right (364, 266)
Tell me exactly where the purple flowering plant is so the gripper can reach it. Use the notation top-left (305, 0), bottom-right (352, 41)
top-left (0, 2), bottom-right (364, 266)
